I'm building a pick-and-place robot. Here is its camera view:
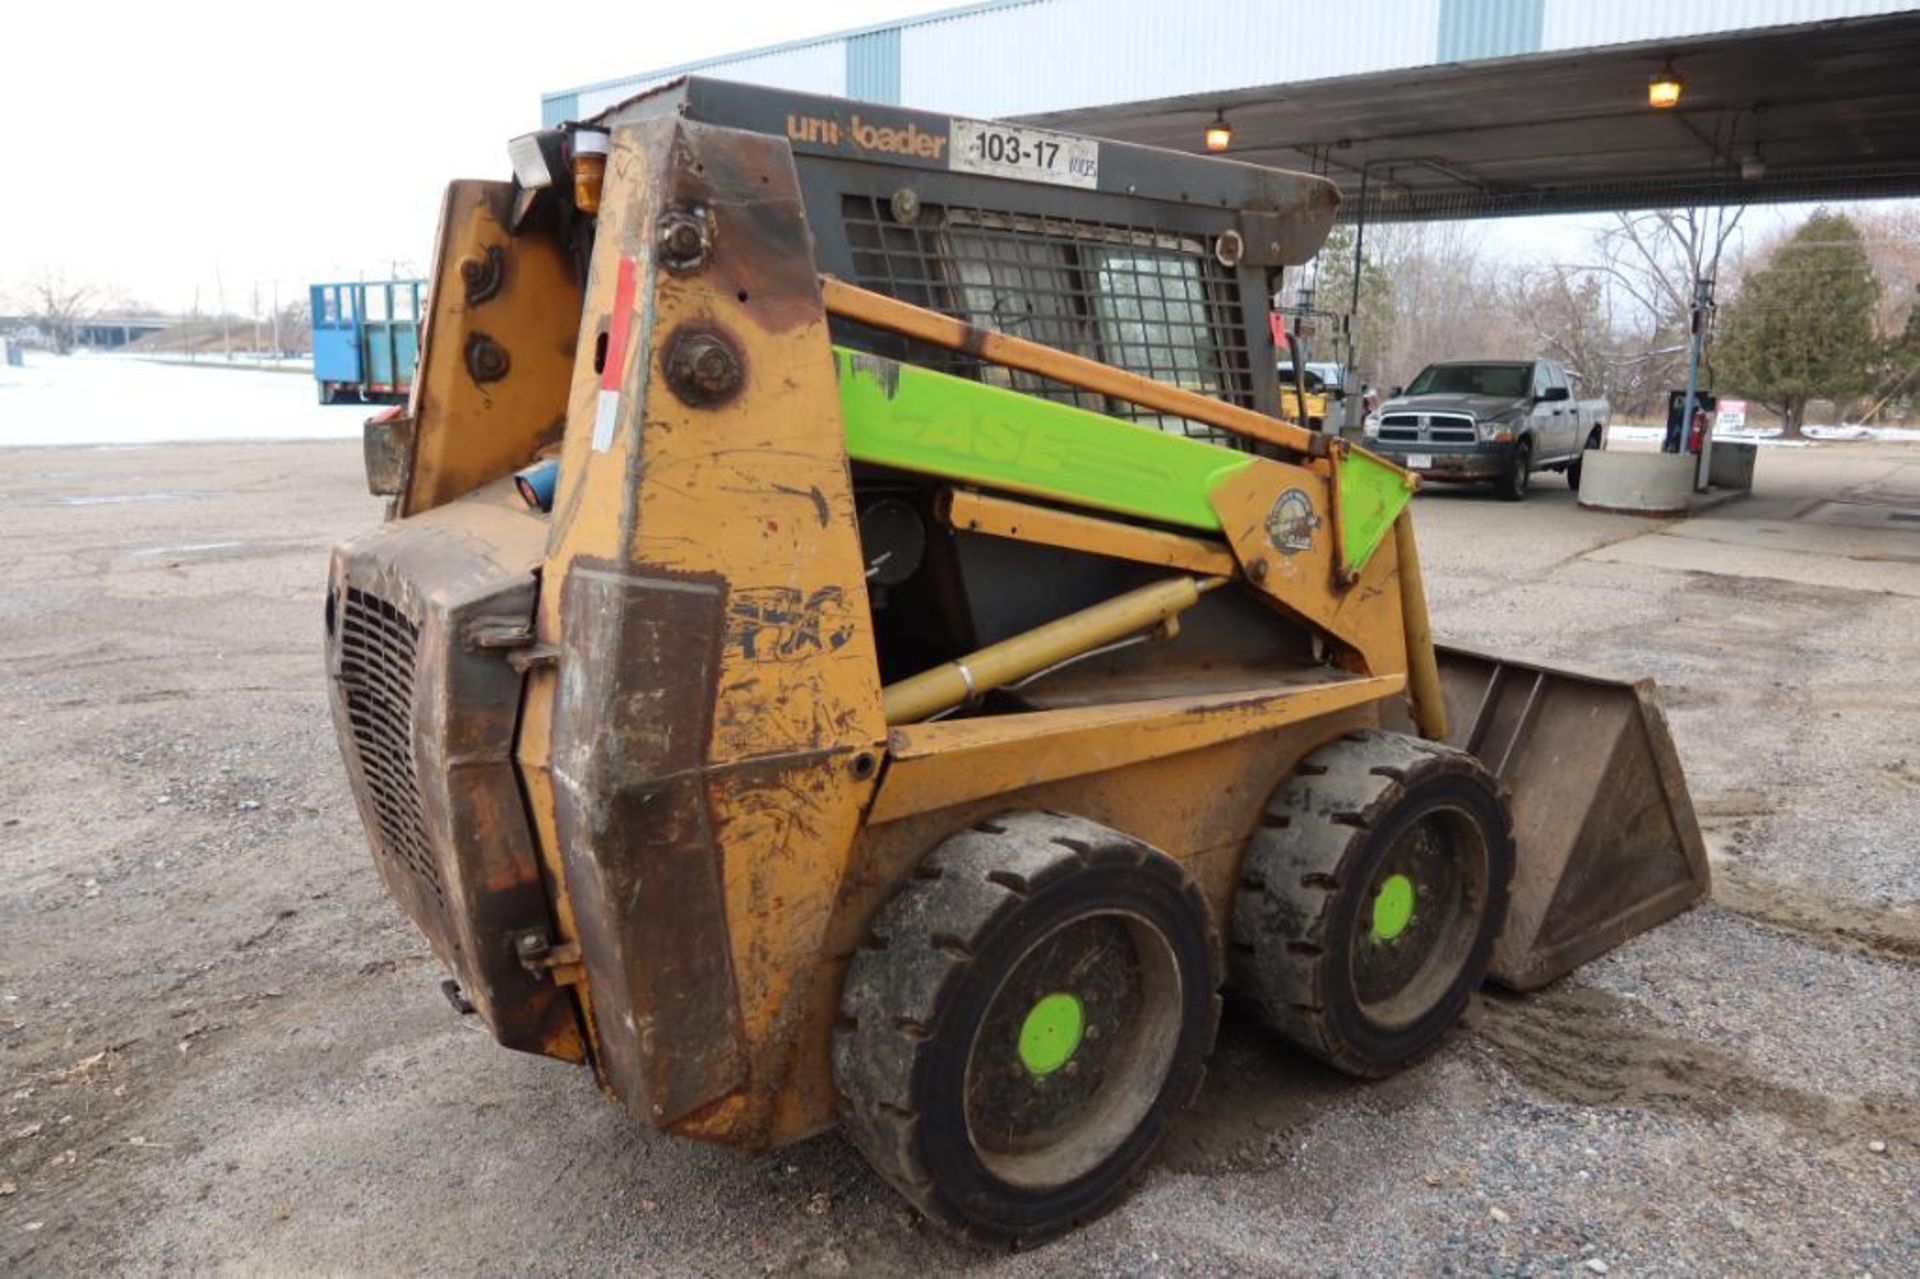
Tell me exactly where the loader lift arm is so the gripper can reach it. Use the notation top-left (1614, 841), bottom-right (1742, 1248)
top-left (818, 275), bottom-right (1444, 735)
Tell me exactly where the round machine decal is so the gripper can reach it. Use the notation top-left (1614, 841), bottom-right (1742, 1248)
top-left (1265, 487), bottom-right (1321, 555)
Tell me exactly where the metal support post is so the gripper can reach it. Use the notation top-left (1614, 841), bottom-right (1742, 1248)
top-left (1680, 276), bottom-right (1714, 492)
top-left (1346, 166), bottom-right (1370, 410)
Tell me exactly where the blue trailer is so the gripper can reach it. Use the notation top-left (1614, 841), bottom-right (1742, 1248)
top-left (311, 279), bottom-right (425, 405)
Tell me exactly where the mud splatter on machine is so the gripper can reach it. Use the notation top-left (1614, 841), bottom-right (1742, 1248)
top-left (328, 79), bottom-right (1707, 1243)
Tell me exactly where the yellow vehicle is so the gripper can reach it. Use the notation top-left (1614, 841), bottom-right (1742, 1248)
top-left (328, 79), bottom-right (1708, 1243)
top-left (1276, 361), bottom-right (1336, 430)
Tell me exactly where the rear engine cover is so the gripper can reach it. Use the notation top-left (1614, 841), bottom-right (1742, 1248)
top-left (325, 481), bottom-right (582, 1060)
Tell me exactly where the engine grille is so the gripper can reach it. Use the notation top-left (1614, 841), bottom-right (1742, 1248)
top-left (1380, 412), bottom-right (1477, 445)
top-left (336, 587), bottom-right (442, 905)
top-left (841, 195), bottom-right (1252, 443)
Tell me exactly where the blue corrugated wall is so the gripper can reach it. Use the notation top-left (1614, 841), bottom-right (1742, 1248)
top-left (541, 93), bottom-right (579, 127)
top-left (1437, 0), bottom-right (1543, 62)
top-left (845, 28), bottom-right (902, 103)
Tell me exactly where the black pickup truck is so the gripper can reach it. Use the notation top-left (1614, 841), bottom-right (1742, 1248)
top-left (1366, 359), bottom-right (1608, 501)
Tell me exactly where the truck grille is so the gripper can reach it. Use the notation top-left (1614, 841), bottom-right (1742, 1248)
top-left (841, 196), bottom-right (1252, 443)
top-left (336, 587), bottom-right (442, 905)
top-left (1381, 412), bottom-right (1477, 445)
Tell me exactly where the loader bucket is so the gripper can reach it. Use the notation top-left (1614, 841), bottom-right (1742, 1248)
top-left (1432, 645), bottom-right (1711, 990)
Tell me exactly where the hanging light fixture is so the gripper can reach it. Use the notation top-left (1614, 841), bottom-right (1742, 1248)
top-left (1204, 110), bottom-right (1233, 152)
top-left (1648, 64), bottom-right (1684, 109)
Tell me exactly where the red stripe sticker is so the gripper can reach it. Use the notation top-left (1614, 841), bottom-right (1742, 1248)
top-left (601, 255), bottom-right (637, 393)
top-left (592, 256), bottom-right (639, 451)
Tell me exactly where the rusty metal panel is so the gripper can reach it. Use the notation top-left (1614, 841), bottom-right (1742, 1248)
top-left (326, 480), bottom-right (583, 1060)
top-left (873, 674), bottom-right (1404, 823)
top-left (517, 116), bottom-right (888, 1145)
top-left (1210, 460), bottom-right (1410, 679)
top-left (362, 412), bottom-right (413, 497)
top-left (548, 564), bottom-right (745, 1123)
top-left (400, 181), bottom-right (580, 517)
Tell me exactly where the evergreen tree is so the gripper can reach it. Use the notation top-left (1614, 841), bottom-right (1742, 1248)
top-left (1715, 211), bottom-right (1879, 437)
top-left (1309, 225), bottom-right (1395, 391)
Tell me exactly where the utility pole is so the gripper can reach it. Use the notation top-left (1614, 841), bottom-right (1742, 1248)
top-left (216, 266), bottom-right (232, 362)
top-left (1346, 165), bottom-right (1371, 411)
top-left (1679, 275), bottom-right (1715, 491)
top-left (1294, 282), bottom-right (1315, 365)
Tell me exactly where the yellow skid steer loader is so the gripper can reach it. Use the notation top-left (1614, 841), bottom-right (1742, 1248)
top-left (328, 79), bottom-right (1708, 1243)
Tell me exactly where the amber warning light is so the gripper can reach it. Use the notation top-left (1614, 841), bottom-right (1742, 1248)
top-left (1648, 66), bottom-right (1684, 109)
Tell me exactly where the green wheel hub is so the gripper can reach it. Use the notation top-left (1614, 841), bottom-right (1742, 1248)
top-left (1371, 873), bottom-right (1416, 941)
top-left (1017, 992), bottom-right (1084, 1075)
top-left (964, 911), bottom-right (1179, 1188)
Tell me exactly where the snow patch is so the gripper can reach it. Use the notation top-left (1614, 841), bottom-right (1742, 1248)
top-left (0, 350), bottom-right (364, 448)
top-left (1606, 422), bottom-right (1920, 449)
top-left (1803, 423), bottom-right (1920, 443)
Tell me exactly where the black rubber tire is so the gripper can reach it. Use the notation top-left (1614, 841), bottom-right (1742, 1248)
top-left (1567, 431), bottom-right (1602, 492)
top-left (835, 811), bottom-right (1220, 1246)
top-left (1496, 440), bottom-right (1532, 501)
top-left (1230, 731), bottom-right (1514, 1079)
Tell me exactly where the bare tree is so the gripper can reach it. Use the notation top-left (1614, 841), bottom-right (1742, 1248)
top-left (1849, 205), bottom-right (1920, 342)
top-left (1366, 222), bottom-right (1528, 391)
top-left (1508, 263), bottom-right (1688, 416)
top-left (1594, 210), bottom-right (1742, 325)
top-left (1510, 266), bottom-right (1612, 386)
top-left (273, 297), bottom-right (312, 357)
top-left (24, 269), bottom-right (100, 355)
top-left (1579, 209), bottom-right (1746, 415)
top-left (1307, 208), bottom-right (1751, 419)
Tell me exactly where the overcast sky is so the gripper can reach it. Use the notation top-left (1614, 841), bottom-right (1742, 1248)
top-left (1, 1), bottom-right (1904, 316)
top-left (1, 0), bottom-right (951, 313)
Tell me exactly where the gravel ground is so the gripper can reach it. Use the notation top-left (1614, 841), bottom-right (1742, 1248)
top-left (1, 437), bottom-right (1914, 1275)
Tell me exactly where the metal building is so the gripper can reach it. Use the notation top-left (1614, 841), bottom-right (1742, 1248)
top-left (543, 0), bottom-right (1917, 127)
top-left (541, 0), bottom-right (1920, 219)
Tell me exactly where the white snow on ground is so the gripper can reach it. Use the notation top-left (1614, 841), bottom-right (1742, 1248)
top-left (140, 353), bottom-right (317, 374)
top-left (1607, 425), bottom-right (1669, 444)
top-left (1802, 423), bottom-right (1920, 442)
top-left (1609, 421), bottom-right (1920, 448)
top-left (0, 351), bottom-right (363, 447)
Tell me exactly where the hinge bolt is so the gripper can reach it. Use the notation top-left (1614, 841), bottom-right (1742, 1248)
top-left (464, 333), bottom-right (510, 383)
top-left (664, 329), bottom-right (744, 407)
top-left (657, 206), bottom-right (712, 273)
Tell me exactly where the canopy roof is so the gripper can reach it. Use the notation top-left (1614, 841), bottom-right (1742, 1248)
top-left (1025, 12), bottom-right (1920, 221)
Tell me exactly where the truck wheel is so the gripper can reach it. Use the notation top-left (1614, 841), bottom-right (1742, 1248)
top-left (836, 811), bottom-right (1220, 1245)
top-left (1567, 430), bottom-right (1602, 492)
top-left (1231, 732), bottom-right (1513, 1079)
top-left (1496, 440), bottom-right (1531, 501)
